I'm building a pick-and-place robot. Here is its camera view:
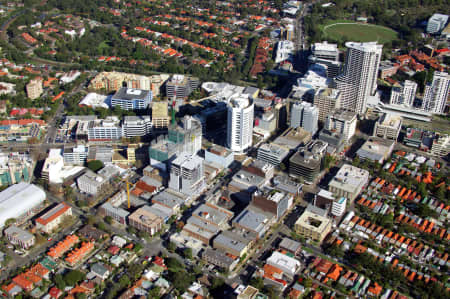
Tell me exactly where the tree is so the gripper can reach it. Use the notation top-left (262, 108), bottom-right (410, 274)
top-left (166, 257), bottom-right (184, 272)
top-left (184, 248), bottom-right (193, 260)
top-left (64, 270), bottom-right (86, 286)
top-left (119, 274), bottom-right (131, 288)
top-left (168, 270), bottom-right (194, 293)
top-left (250, 277), bottom-right (264, 291)
top-left (417, 182), bottom-right (428, 198)
top-left (167, 241), bottom-right (176, 253)
top-left (104, 216), bottom-right (113, 225)
top-left (54, 274), bottom-right (66, 290)
top-left (435, 185), bottom-right (446, 201)
top-left (87, 160), bottom-right (104, 172)
top-left (352, 156), bottom-right (360, 167)
top-left (4, 218), bottom-right (16, 226)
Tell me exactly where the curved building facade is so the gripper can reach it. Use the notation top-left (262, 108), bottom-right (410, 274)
top-left (227, 95), bottom-right (254, 153)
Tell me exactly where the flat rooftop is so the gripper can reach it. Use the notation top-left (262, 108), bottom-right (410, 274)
top-left (112, 87), bottom-right (151, 100)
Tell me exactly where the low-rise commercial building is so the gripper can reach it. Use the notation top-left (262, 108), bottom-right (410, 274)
top-left (373, 113), bottom-right (402, 140)
top-left (205, 145), bottom-right (234, 169)
top-left (122, 116), bottom-right (152, 137)
top-left (356, 136), bottom-right (395, 163)
top-left (256, 143), bottom-right (289, 166)
top-left (35, 202), bottom-right (72, 233)
top-left (279, 238), bottom-right (302, 256)
top-left (289, 140), bottom-right (327, 183)
top-left (431, 134), bottom-right (450, 158)
top-left (63, 145), bottom-right (89, 165)
top-left (98, 202), bottom-right (129, 225)
top-left (266, 251), bottom-right (301, 278)
top-left (4, 226), bottom-right (35, 249)
top-left (201, 248), bottom-right (239, 271)
top-left (295, 205), bottom-right (332, 243)
top-left (232, 207), bottom-right (272, 238)
top-left (128, 205), bottom-right (164, 236)
top-left (213, 230), bottom-right (253, 257)
top-left (111, 87), bottom-right (152, 110)
top-left (328, 164), bottom-right (369, 202)
top-left (324, 109), bottom-right (357, 143)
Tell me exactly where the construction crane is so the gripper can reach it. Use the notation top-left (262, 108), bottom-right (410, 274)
top-left (124, 179), bottom-right (131, 209)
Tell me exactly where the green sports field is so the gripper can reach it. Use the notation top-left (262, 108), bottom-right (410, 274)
top-left (322, 22), bottom-right (398, 44)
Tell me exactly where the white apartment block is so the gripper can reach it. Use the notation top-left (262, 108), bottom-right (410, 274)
top-left (275, 40), bottom-right (295, 63)
top-left (373, 113), bottom-right (402, 141)
top-left (88, 117), bottom-right (122, 141)
top-left (290, 101), bottom-right (318, 135)
top-left (63, 145), bottom-right (89, 165)
top-left (431, 134), bottom-right (450, 158)
top-left (390, 80), bottom-right (417, 107)
top-left (227, 95), bottom-right (254, 152)
top-left (335, 42), bottom-right (382, 115)
top-left (426, 14), bottom-right (449, 34)
top-left (421, 71), bottom-right (450, 114)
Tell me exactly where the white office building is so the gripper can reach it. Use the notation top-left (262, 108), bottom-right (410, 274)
top-left (331, 197), bottom-right (347, 217)
top-left (314, 88), bottom-right (342, 122)
top-left (290, 101), bottom-right (319, 135)
top-left (168, 152), bottom-right (205, 196)
top-left (275, 40), bottom-right (295, 63)
top-left (311, 41), bottom-right (339, 61)
top-left (421, 71), bottom-right (450, 114)
top-left (122, 116), bottom-right (152, 137)
top-left (426, 14), bottom-right (449, 34)
top-left (63, 145), bottom-right (89, 165)
top-left (227, 95), bottom-right (254, 153)
top-left (390, 80), bottom-right (417, 107)
top-left (88, 116), bottom-right (122, 141)
top-left (335, 42), bottom-right (382, 115)
top-left (324, 109), bottom-right (357, 143)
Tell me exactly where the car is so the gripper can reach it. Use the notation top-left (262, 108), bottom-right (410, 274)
top-left (144, 256), bottom-right (149, 261)
top-left (47, 238), bottom-right (53, 242)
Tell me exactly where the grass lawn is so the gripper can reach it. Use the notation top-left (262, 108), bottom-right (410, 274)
top-left (322, 22), bottom-right (398, 44)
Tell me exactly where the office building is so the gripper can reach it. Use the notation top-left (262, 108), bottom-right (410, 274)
top-left (426, 13), bottom-right (449, 34)
top-left (289, 140), bottom-right (327, 183)
top-left (356, 137), bottom-right (395, 163)
top-left (311, 42), bottom-right (339, 61)
top-left (98, 202), bottom-right (129, 225)
top-left (275, 40), bottom-right (295, 63)
top-left (111, 87), bottom-right (152, 110)
top-left (421, 71), bottom-right (450, 114)
top-left (252, 190), bottom-right (293, 220)
top-left (168, 152), bottom-right (205, 196)
top-left (273, 127), bottom-right (311, 150)
top-left (77, 166), bottom-right (120, 196)
top-left (254, 111), bottom-right (276, 135)
top-left (335, 42), bottom-right (382, 114)
top-left (279, 238), bottom-right (302, 256)
top-left (152, 101), bottom-right (171, 130)
top-left (373, 113), bottom-right (402, 140)
top-left (314, 88), bottom-right (342, 122)
top-left (201, 248), bottom-right (239, 272)
top-left (128, 205), bottom-right (164, 236)
top-left (389, 80), bottom-right (417, 107)
top-left (35, 202), bottom-right (72, 233)
top-left (318, 129), bottom-right (346, 154)
top-left (295, 205), bottom-right (332, 243)
top-left (290, 101), bottom-right (318, 135)
top-left (266, 251), bottom-right (301, 278)
top-left (42, 149), bottom-right (85, 188)
top-left (324, 109), bottom-right (357, 143)
top-left (89, 72), bottom-right (169, 93)
top-left (256, 143), bottom-right (289, 166)
top-left (166, 75), bottom-right (199, 99)
top-left (4, 226), bottom-right (35, 249)
top-left (205, 145), bottom-right (234, 169)
top-left (328, 164), bottom-right (369, 202)
top-left (227, 95), bottom-right (254, 152)
top-left (232, 207), bottom-right (272, 239)
top-left (314, 189), bottom-right (335, 211)
top-left (26, 78), bottom-right (43, 100)
top-left (122, 116), bottom-right (152, 137)
top-left (63, 145), bottom-right (89, 165)
top-left (431, 134), bottom-right (450, 158)
top-left (292, 64), bottom-right (331, 101)
top-left (331, 197), bottom-right (347, 217)
top-left (87, 117), bottom-right (122, 141)
top-left (274, 102), bottom-right (288, 131)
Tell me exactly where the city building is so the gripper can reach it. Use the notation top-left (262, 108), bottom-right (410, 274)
top-left (152, 101), bottom-right (171, 130)
top-left (168, 152), bottom-right (205, 196)
top-left (266, 251), bottom-right (301, 278)
top-left (294, 205), bottom-right (332, 243)
top-left (0, 183), bottom-right (46, 228)
top-left (78, 93), bottom-right (109, 109)
top-left (87, 116), bottom-right (122, 141)
top-left (227, 95), bottom-right (254, 152)
top-left (77, 166), bottom-right (120, 196)
top-left (256, 143), bottom-right (290, 166)
top-left (122, 116), bottom-right (152, 137)
top-left (232, 207), bottom-right (272, 238)
top-left (165, 75), bottom-right (199, 99)
top-left (254, 111), bottom-right (277, 137)
top-left (289, 140), bottom-right (327, 183)
top-left (111, 87), bottom-right (152, 110)
top-left (318, 129), bottom-right (346, 154)
top-left (251, 190), bottom-right (293, 220)
top-left (378, 60), bottom-right (399, 79)
top-left (324, 109), bottom-right (357, 143)
top-left (0, 152), bottom-right (33, 187)
top-left (205, 145), bottom-right (234, 169)
top-left (128, 205), bottom-right (164, 236)
top-left (373, 113), bottom-right (402, 140)
top-left (42, 149), bottom-right (85, 187)
top-left (290, 101), bottom-right (318, 135)
top-left (426, 13), bottom-right (449, 34)
top-left (213, 230), bottom-right (253, 257)
top-left (331, 197), bottom-right (347, 217)
top-left (309, 42), bottom-right (341, 78)
top-left (272, 175), bottom-right (303, 197)
top-left (63, 145), bottom-right (89, 165)
top-left (26, 78), bottom-right (43, 99)
top-left (273, 127), bottom-right (311, 150)
top-left (4, 226), bottom-right (35, 249)
top-left (0, 82), bottom-right (16, 96)
top-left (292, 64), bottom-right (331, 101)
top-left (334, 42), bottom-right (382, 114)
top-left (98, 202), bottom-right (129, 225)
top-left (431, 134), bottom-right (450, 158)
top-left (389, 80), bottom-right (417, 107)
top-left (279, 238), bottom-right (302, 256)
top-left (88, 72), bottom-right (169, 94)
top-left (356, 137), bottom-right (395, 163)
top-left (35, 202), bottom-right (72, 233)
top-left (421, 71), bottom-right (450, 114)
top-left (328, 164), bottom-right (369, 202)
top-left (314, 189), bottom-right (336, 211)
top-left (313, 88), bottom-right (342, 122)
top-left (201, 248), bottom-right (239, 272)
top-left (275, 40), bottom-right (295, 63)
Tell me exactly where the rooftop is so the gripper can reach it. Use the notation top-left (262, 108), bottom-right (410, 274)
top-left (295, 207), bottom-right (332, 233)
top-left (4, 226), bottom-right (34, 242)
top-left (329, 164), bottom-right (369, 193)
top-left (112, 87), bottom-right (151, 100)
top-left (35, 202), bottom-right (71, 225)
top-left (377, 113), bottom-right (402, 129)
